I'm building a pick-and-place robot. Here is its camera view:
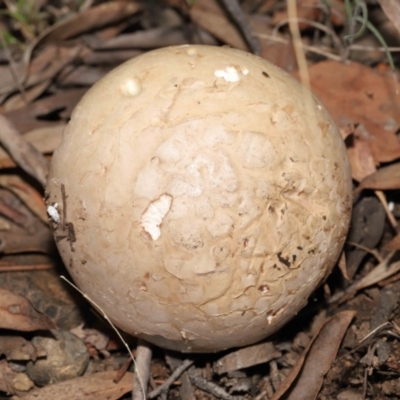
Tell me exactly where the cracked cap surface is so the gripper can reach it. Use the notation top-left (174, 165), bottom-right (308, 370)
top-left (46, 45), bottom-right (352, 352)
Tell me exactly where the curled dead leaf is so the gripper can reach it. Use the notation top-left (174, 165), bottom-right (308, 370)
top-left (0, 288), bottom-right (56, 331)
top-left (271, 310), bottom-right (356, 400)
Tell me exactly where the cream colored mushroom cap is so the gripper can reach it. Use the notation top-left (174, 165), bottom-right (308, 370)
top-left (46, 45), bottom-right (352, 352)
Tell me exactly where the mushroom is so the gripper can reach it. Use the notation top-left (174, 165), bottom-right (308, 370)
top-left (46, 45), bottom-right (352, 353)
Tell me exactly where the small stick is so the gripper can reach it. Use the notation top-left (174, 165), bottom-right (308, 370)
top-left (188, 366), bottom-right (245, 400)
top-left (148, 358), bottom-right (194, 399)
top-left (133, 339), bottom-right (153, 400)
top-left (0, 263), bottom-right (54, 272)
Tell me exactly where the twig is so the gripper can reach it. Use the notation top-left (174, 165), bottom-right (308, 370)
top-left (132, 339), bottom-right (152, 400)
top-left (0, 114), bottom-right (49, 187)
top-left (188, 366), bottom-right (245, 400)
top-left (148, 358), bottom-right (194, 399)
top-left (220, 0), bottom-right (261, 55)
top-left (287, 0), bottom-right (310, 89)
top-left (0, 263), bottom-right (54, 272)
top-left (165, 354), bottom-right (196, 400)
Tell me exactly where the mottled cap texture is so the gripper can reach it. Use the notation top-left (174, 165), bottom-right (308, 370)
top-left (46, 45), bottom-right (352, 352)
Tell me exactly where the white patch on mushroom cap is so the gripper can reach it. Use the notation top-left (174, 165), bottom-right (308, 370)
top-left (214, 67), bottom-right (240, 82)
top-left (140, 194), bottom-right (173, 240)
top-left (186, 47), bottom-right (197, 56)
top-left (47, 203), bottom-right (60, 223)
top-left (121, 78), bottom-right (142, 97)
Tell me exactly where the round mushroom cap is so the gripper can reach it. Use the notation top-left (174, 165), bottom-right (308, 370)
top-left (46, 45), bottom-right (352, 353)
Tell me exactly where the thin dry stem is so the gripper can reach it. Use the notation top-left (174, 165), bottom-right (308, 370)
top-left (60, 276), bottom-right (146, 400)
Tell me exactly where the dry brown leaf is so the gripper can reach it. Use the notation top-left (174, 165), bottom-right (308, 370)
top-left (39, 2), bottom-right (141, 46)
top-left (23, 125), bottom-right (64, 154)
top-left (0, 288), bottom-right (56, 331)
top-left (25, 46), bottom-right (80, 89)
top-left (57, 64), bottom-right (112, 86)
top-left (82, 50), bottom-right (143, 66)
top-left (0, 187), bottom-right (54, 254)
top-left (95, 26), bottom-right (215, 50)
top-left (4, 89), bottom-right (85, 133)
top-left (0, 360), bottom-right (34, 394)
top-left (0, 336), bottom-right (37, 361)
top-left (0, 216), bottom-right (53, 255)
top-left (356, 163), bottom-right (400, 192)
top-left (383, 231), bottom-right (400, 251)
top-left (214, 341), bottom-right (281, 374)
top-left (338, 250), bottom-right (349, 281)
top-left (191, 0), bottom-right (248, 50)
top-left (306, 61), bottom-right (400, 163)
top-left (4, 80), bottom-right (51, 112)
top-left (337, 253), bottom-right (400, 304)
top-left (0, 224), bottom-right (53, 254)
top-left (0, 360), bottom-right (18, 395)
top-left (70, 325), bottom-right (109, 352)
top-left (346, 133), bottom-right (376, 181)
top-left (16, 371), bottom-right (133, 400)
top-left (0, 174), bottom-right (47, 223)
top-left (377, 0), bottom-right (400, 36)
top-left (0, 46), bottom-right (81, 98)
top-left (0, 115), bottom-right (49, 187)
top-left (273, 0), bottom-right (321, 29)
top-left (272, 310), bottom-right (356, 400)
top-left (352, 254), bottom-right (400, 293)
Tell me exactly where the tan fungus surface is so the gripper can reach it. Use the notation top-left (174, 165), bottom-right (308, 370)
top-left (46, 45), bottom-right (351, 352)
